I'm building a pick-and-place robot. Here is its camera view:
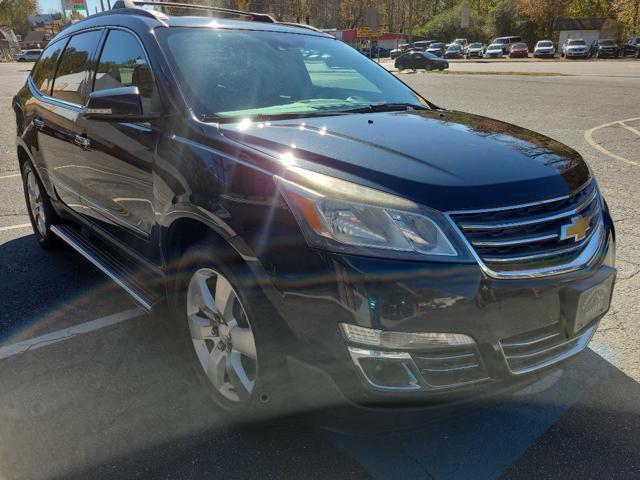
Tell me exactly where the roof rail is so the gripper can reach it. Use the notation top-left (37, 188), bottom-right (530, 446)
top-left (277, 22), bottom-right (325, 34)
top-left (112, 0), bottom-right (275, 23)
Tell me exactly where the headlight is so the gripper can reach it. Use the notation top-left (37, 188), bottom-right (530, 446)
top-left (274, 167), bottom-right (464, 260)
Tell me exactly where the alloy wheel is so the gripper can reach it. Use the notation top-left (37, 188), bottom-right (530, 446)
top-left (26, 169), bottom-right (47, 237)
top-left (186, 268), bottom-right (257, 402)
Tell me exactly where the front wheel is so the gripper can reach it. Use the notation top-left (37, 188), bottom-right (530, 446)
top-left (21, 160), bottom-right (59, 248)
top-left (175, 241), bottom-right (287, 420)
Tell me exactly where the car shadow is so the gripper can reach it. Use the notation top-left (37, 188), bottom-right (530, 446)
top-left (0, 233), bottom-right (135, 344)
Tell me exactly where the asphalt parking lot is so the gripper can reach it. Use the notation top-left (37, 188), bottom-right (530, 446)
top-left (1, 60), bottom-right (639, 479)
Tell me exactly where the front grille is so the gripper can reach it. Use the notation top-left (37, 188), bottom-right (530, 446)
top-left (449, 181), bottom-right (602, 273)
top-left (500, 322), bottom-right (596, 373)
top-left (412, 345), bottom-right (488, 388)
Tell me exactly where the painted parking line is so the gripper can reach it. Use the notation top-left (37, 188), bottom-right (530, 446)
top-left (618, 121), bottom-right (640, 138)
top-left (584, 117), bottom-right (640, 167)
top-left (0, 223), bottom-right (31, 232)
top-left (0, 308), bottom-right (142, 361)
top-left (0, 173), bottom-right (20, 180)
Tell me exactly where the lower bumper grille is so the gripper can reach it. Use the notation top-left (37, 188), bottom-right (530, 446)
top-left (412, 345), bottom-right (488, 388)
top-left (500, 322), bottom-right (597, 374)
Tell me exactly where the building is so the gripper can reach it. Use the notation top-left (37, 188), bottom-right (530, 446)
top-left (327, 29), bottom-right (428, 51)
top-left (554, 17), bottom-right (622, 47)
top-left (20, 30), bottom-right (52, 50)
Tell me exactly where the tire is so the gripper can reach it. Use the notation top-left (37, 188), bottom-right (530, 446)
top-left (174, 240), bottom-right (288, 423)
top-left (636, 50), bottom-right (640, 59)
top-left (21, 159), bottom-right (59, 249)
top-left (397, 64), bottom-right (404, 71)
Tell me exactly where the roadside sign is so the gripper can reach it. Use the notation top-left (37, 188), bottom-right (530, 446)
top-left (356, 25), bottom-right (386, 39)
top-left (461, 2), bottom-right (470, 28)
top-left (72, 0), bottom-right (87, 11)
top-left (364, 7), bottom-right (380, 31)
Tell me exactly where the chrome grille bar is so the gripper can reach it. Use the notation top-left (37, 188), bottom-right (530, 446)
top-left (447, 180), bottom-right (606, 278)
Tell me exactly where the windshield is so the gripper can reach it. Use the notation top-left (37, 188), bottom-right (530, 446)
top-left (537, 41), bottom-right (553, 47)
top-left (158, 28), bottom-right (425, 119)
top-left (447, 45), bottom-right (461, 50)
top-left (494, 38), bottom-right (508, 44)
top-left (512, 43), bottom-right (527, 48)
top-left (599, 40), bottom-right (615, 46)
top-left (469, 43), bottom-right (482, 48)
top-left (430, 43), bottom-right (444, 48)
top-left (568, 40), bottom-right (586, 46)
top-left (488, 44), bottom-right (501, 50)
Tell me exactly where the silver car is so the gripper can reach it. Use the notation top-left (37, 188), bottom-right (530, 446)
top-left (562, 39), bottom-right (589, 58)
top-left (15, 49), bottom-right (42, 62)
top-left (534, 40), bottom-right (555, 58)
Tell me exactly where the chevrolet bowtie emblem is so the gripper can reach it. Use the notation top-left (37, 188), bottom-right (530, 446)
top-left (560, 215), bottom-right (590, 242)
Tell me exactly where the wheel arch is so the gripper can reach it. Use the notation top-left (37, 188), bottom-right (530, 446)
top-left (161, 210), bottom-right (277, 308)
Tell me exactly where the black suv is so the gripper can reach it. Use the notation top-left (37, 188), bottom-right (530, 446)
top-left (621, 37), bottom-right (640, 58)
top-left (13, 1), bottom-right (616, 421)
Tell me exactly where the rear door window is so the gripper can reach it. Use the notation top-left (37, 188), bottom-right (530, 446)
top-left (93, 29), bottom-right (157, 114)
top-left (51, 30), bottom-right (102, 105)
top-left (30, 40), bottom-right (66, 95)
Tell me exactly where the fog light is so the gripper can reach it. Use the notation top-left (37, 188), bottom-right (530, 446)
top-left (348, 347), bottom-right (422, 390)
top-left (340, 323), bottom-right (475, 350)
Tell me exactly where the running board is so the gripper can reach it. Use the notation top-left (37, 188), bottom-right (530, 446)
top-left (51, 224), bottom-right (161, 311)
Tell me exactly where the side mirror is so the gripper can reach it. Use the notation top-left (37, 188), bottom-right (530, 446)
top-left (84, 86), bottom-right (158, 121)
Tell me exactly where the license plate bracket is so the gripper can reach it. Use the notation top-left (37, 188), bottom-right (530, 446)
top-left (561, 267), bottom-right (616, 335)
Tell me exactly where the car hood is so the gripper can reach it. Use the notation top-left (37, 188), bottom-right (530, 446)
top-left (218, 110), bottom-right (590, 211)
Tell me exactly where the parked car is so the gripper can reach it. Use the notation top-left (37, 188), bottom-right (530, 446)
top-left (509, 42), bottom-right (528, 58)
top-left (621, 36), bottom-right (640, 58)
top-left (395, 50), bottom-right (449, 71)
top-left (492, 36), bottom-right (522, 55)
top-left (533, 40), bottom-right (555, 58)
top-left (14, 1), bottom-right (615, 420)
top-left (562, 38), bottom-right (589, 58)
top-left (411, 40), bottom-right (435, 51)
top-left (15, 49), bottom-right (42, 62)
top-left (444, 44), bottom-right (463, 59)
top-left (426, 42), bottom-right (446, 57)
top-left (589, 39), bottom-right (619, 58)
top-left (484, 43), bottom-right (504, 58)
top-left (448, 38), bottom-right (468, 52)
top-left (465, 42), bottom-right (485, 58)
top-left (391, 43), bottom-right (411, 59)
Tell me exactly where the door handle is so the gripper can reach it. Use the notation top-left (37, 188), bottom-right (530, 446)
top-left (33, 117), bottom-right (45, 128)
top-left (74, 134), bottom-right (90, 149)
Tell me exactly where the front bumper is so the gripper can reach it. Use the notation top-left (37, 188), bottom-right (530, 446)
top-left (566, 50), bottom-right (589, 57)
top-left (273, 215), bottom-right (615, 408)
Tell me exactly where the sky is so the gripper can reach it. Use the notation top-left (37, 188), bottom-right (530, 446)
top-left (39, 0), bottom-right (112, 15)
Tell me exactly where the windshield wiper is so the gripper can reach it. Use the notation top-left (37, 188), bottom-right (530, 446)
top-left (340, 103), bottom-right (430, 114)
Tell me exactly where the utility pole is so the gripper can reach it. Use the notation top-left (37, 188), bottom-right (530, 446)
top-left (100, 0), bottom-right (105, 12)
top-left (408, 0), bottom-right (414, 45)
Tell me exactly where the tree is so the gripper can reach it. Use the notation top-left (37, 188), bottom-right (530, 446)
top-left (517, 0), bottom-right (569, 38)
top-left (612, 0), bottom-right (639, 36)
top-left (0, 0), bottom-right (37, 36)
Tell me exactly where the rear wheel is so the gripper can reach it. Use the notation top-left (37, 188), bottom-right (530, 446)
top-left (21, 160), bottom-right (59, 248)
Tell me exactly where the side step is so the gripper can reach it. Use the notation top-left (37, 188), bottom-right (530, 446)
top-left (51, 224), bottom-right (162, 311)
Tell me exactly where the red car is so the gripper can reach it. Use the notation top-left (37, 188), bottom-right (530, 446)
top-left (509, 42), bottom-right (529, 58)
